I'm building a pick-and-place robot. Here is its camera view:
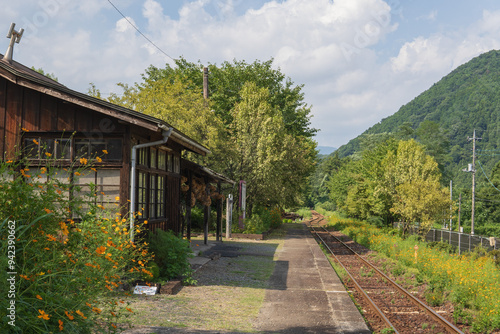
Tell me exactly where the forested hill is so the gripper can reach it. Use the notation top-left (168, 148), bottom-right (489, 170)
top-left (335, 49), bottom-right (500, 188)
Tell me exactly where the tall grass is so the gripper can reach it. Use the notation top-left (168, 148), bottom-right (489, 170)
top-left (327, 215), bottom-right (500, 333)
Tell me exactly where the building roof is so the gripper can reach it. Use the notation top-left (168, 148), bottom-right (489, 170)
top-left (0, 54), bottom-right (211, 156)
top-left (181, 159), bottom-right (235, 185)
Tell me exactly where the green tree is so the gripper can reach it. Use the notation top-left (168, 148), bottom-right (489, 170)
top-left (383, 140), bottom-right (451, 236)
top-left (229, 82), bottom-right (315, 210)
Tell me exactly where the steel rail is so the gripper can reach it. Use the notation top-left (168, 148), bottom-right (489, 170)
top-left (310, 225), bottom-right (399, 334)
top-left (318, 225), bottom-right (464, 334)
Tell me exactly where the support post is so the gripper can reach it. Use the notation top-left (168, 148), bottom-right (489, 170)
top-left (226, 194), bottom-right (233, 240)
top-left (203, 177), bottom-right (210, 245)
top-left (186, 172), bottom-right (192, 241)
top-left (216, 182), bottom-right (222, 241)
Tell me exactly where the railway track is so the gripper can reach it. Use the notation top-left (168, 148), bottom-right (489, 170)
top-left (307, 211), bottom-right (464, 334)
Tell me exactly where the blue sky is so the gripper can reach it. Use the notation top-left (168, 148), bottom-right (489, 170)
top-left (2, 0), bottom-right (500, 148)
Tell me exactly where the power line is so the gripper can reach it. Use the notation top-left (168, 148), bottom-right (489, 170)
top-left (106, 0), bottom-right (176, 61)
top-left (477, 160), bottom-right (500, 194)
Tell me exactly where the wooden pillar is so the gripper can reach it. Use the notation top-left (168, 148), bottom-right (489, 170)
top-left (186, 171), bottom-right (192, 241)
top-left (203, 177), bottom-right (210, 245)
top-left (216, 181), bottom-right (222, 241)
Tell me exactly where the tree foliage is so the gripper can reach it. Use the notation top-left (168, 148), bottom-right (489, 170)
top-left (333, 49), bottom-right (500, 236)
top-left (328, 139), bottom-right (452, 234)
top-left (88, 58), bottom-right (317, 211)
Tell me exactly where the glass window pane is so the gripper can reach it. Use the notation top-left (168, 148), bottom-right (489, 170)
top-left (24, 138), bottom-right (39, 159)
top-left (55, 139), bottom-right (71, 160)
top-left (158, 150), bottom-right (166, 170)
top-left (150, 148), bottom-right (157, 169)
top-left (75, 140), bottom-right (89, 158)
top-left (173, 155), bottom-right (180, 174)
top-left (167, 154), bottom-right (173, 172)
top-left (106, 139), bottom-right (122, 160)
top-left (40, 139), bottom-right (55, 158)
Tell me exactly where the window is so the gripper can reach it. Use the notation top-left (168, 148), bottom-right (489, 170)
top-left (173, 155), bottom-right (180, 174)
top-left (149, 174), bottom-right (156, 218)
top-left (158, 150), bottom-right (166, 170)
top-left (75, 138), bottom-right (122, 161)
top-left (137, 171), bottom-right (147, 215)
top-left (24, 138), bottom-right (71, 160)
top-left (150, 148), bottom-right (157, 169)
top-left (24, 137), bottom-right (121, 161)
top-left (136, 172), bottom-right (167, 219)
top-left (72, 169), bottom-right (121, 218)
top-left (167, 154), bottom-right (173, 172)
top-left (138, 148), bottom-right (147, 166)
top-left (157, 175), bottom-right (165, 218)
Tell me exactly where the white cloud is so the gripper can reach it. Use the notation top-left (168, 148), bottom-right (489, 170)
top-left (4, 1), bottom-right (500, 148)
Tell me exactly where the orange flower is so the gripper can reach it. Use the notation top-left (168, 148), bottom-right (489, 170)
top-left (38, 309), bottom-right (50, 320)
top-left (92, 307), bottom-right (102, 314)
top-left (21, 127), bottom-right (29, 132)
top-left (126, 307), bottom-right (133, 313)
top-left (36, 295), bottom-right (43, 300)
top-left (46, 234), bottom-right (57, 242)
top-left (76, 310), bottom-right (87, 319)
top-left (96, 246), bottom-right (106, 255)
top-left (102, 149), bottom-right (108, 154)
top-left (111, 324), bottom-right (117, 329)
top-left (111, 311), bottom-right (116, 317)
top-left (45, 152), bottom-right (52, 157)
top-left (96, 156), bottom-right (102, 163)
top-left (105, 285), bottom-right (113, 291)
top-left (79, 157), bottom-right (88, 165)
top-left (85, 302), bottom-right (92, 308)
top-left (58, 319), bottom-right (64, 331)
top-left (64, 311), bottom-right (74, 320)
top-left (43, 208), bottom-right (52, 214)
top-left (33, 139), bottom-right (39, 145)
top-left (20, 274), bottom-right (29, 280)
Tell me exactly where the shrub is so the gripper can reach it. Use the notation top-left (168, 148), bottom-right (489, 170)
top-left (148, 229), bottom-right (193, 281)
top-left (142, 262), bottom-right (160, 282)
top-left (0, 157), bottom-right (152, 333)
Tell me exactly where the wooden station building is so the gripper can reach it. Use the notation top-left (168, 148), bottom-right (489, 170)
top-left (0, 51), bottom-right (233, 239)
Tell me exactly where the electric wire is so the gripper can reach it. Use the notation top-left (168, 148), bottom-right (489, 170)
top-left (106, 0), bottom-right (176, 61)
top-left (477, 160), bottom-right (500, 194)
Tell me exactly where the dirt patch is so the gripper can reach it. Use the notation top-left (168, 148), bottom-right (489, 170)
top-left (122, 234), bottom-right (287, 333)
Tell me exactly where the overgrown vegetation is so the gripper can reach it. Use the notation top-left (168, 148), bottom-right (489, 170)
top-left (90, 58), bottom-right (317, 213)
top-left (328, 215), bottom-right (500, 333)
top-left (0, 157), bottom-right (152, 333)
top-left (147, 230), bottom-right (194, 282)
top-left (328, 50), bottom-right (500, 237)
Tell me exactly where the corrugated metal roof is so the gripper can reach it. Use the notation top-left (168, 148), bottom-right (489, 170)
top-left (0, 54), bottom-right (211, 156)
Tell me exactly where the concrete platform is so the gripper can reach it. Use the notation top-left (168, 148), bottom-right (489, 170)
top-left (253, 223), bottom-right (371, 334)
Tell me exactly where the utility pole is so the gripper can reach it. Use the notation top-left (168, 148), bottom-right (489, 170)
top-left (449, 180), bottom-right (453, 230)
top-left (467, 129), bottom-right (481, 235)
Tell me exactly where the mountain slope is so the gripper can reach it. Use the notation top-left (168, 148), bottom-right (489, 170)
top-left (336, 49), bottom-right (500, 188)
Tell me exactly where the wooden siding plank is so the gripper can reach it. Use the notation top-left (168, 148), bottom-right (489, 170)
top-left (22, 88), bottom-right (40, 131)
top-left (0, 77), bottom-right (7, 157)
top-left (40, 94), bottom-right (57, 131)
top-left (75, 105), bottom-right (91, 132)
top-left (4, 82), bottom-right (23, 159)
top-left (57, 102), bottom-right (75, 131)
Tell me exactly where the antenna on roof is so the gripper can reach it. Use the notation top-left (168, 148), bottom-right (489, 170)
top-left (2, 23), bottom-right (24, 63)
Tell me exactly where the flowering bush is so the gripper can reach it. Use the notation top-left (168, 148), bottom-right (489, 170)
top-left (0, 157), bottom-right (152, 333)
